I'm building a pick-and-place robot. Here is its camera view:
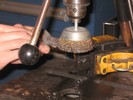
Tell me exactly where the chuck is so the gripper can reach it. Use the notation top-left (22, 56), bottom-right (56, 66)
top-left (63, 0), bottom-right (90, 23)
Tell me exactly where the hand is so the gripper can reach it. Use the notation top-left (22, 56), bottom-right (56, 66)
top-left (14, 24), bottom-right (50, 54)
top-left (0, 24), bottom-right (50, 70)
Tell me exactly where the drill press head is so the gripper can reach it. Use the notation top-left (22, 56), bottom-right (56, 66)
top-left (58, 0), bottom-right (93, 53)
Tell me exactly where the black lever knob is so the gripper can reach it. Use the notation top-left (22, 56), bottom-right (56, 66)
top-left (19, 44), bottom-right (40, 65)
top-left (18, 0), bottom-right (50, 66)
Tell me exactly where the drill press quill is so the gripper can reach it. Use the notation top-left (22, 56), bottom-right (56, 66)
top-left (19, 0), bottom-right (93, 65)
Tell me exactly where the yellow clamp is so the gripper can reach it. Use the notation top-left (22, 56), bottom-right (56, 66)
top-left (95, 52), bottom-right (133, 75)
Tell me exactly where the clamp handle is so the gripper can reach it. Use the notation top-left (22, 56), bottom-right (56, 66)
top-left (19, 0), bottom-right (51, 65)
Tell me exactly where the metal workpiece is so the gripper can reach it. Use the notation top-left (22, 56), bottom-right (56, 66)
top-left (42, 30), bottom-right (59, 48)
top-left (63, 0), bottom-right (90, 23)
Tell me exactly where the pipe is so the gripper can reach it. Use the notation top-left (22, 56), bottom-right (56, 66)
top-left (114, 0), bottom-right (133, 47)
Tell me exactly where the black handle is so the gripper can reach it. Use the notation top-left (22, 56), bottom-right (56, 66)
top-left (19, 44), bottom-right (40, 66)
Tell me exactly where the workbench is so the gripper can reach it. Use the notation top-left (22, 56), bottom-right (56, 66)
top-left (0, 54), bottom-right (133, 100)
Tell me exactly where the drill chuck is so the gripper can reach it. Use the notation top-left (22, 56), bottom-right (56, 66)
top-left (63, 0), bottom-right (90, 23)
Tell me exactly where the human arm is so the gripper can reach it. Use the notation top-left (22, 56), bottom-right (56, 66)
top-left (0, 24), bottom-right (50, 70)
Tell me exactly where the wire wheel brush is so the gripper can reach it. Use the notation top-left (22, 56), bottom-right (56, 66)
top-left (43, 27), bottom-right (94, 53)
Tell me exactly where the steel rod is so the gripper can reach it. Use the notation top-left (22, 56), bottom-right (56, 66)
top-left (30, 0), bottom-right (51, 45)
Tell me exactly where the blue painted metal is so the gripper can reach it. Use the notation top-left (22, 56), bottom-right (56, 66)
top-left (0, 0), bottom-right (116, 36)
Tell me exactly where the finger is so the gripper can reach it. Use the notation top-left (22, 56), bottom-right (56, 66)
top-left (24, 26), bottom-right (34, 31)
top-left (15, 24), bottom-right (34, 32)
top-left (0, 39), bottom-right (29, 51)
top-left (0, 24), bottom-right (33, 35)
top-left (14, 24), bottom-right (25, 28)
top-left (0, 31), bottom-right (30, 42)
top-left (0, 24), bottom-right (26, 32)
top-left (39, 43), bottom-right (50, 54)
top-left (23, 26), bottom-right (34, 35)
top-left (11, 59), bottom-right (21, 64)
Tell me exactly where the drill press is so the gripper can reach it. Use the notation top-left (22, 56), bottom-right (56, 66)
top-left (19, 0), bottom-right (93, 65)
top-left (59, 0), bottom-right (93, 53)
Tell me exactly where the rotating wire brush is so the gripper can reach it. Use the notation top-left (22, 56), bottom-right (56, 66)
top-left (43, 26), bottom-right (94, 53)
